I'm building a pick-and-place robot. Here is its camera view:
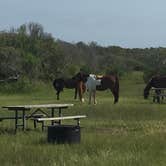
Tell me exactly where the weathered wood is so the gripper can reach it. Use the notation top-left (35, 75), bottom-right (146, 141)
top-left (1, 103), bottom-right (74, 132)
top-left (38, 115), bottom-right (86, 127)
top-left (37, 115), bottom-right (86, 121)
top-left (36, 115), bottom-right (86, 130)
top-left (2, 104), bottom-right (74, 110)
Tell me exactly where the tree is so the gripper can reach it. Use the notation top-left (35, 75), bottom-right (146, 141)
top-left (0, 47), bottom-right (22, 79)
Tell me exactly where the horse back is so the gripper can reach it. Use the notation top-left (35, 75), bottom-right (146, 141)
top-left (96, 74), bottom-right (119, 91)
top-left (101, 75), bottom-right (117, 86)
top-left (152, 76), bottom-right (166, 88)
top-left (64, 79), bottom-right (77, 89)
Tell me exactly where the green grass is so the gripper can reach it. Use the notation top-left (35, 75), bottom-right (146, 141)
top-left (0, 71), bottom-right (166, 166)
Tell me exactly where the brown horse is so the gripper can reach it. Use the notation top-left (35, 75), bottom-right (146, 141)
top-left (73, 73), bottom-right (119, 104)
top-left (96, 74), bottom-right (119, 103)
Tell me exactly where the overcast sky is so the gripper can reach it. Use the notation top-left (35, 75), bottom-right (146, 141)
top-left (1, 0), bottom-right (166, 48)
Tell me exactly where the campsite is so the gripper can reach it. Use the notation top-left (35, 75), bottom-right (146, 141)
top-left (1, 1), bottom-right (166, 165)
top-left (0, 72), bottom-right (166, 166)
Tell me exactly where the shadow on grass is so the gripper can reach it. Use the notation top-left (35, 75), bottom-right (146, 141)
top-left (0, 127), bottom-right (45, 135)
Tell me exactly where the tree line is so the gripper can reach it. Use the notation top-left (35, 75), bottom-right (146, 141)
top-left (0, 22), bottom-right (166, 83)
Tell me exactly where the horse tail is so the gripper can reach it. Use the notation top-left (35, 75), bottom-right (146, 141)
top-left (114, 75), bottom-right (119, 103)
top-left (52, 79), bottom-right (56, 89)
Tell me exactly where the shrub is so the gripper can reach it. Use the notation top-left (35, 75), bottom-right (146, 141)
top-left (0, 77), bottom-right (35, 94)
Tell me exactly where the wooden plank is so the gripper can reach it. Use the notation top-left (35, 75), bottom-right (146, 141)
top-left (37, 115), bottom-right (87, 121)
top-left (2, 104), bottom-right (74, 110)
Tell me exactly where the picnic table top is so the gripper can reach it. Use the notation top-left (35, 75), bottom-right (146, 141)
top-left (2, 103), bottom-right (74, 110)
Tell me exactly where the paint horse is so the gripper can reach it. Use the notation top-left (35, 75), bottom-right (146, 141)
top-left (73, 73), bottom-right (119, 104)
top-left (144, 75), bottom-right (166, 102)
top-left (53, 77), bottom-right (86, 101)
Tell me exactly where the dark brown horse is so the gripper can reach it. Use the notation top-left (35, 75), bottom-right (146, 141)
top-left (73, 73), bottom-right (119, 104)
top-left (53, 77), bottom-right (86, 101)
top-left (144, 76), bottom-right (166, 101)
top-left (96, 75), bottom-right (119, 103)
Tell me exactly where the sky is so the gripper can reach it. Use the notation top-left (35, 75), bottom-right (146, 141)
top-left (0, 0), bottom-right (166, 48)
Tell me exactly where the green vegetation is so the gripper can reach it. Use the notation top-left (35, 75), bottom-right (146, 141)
top-left (0, 22), bottom-right (166, 85)
top-left (0, 22), bottom-right (166, 165)
top-left (0, 72), bottom-right (166, 166)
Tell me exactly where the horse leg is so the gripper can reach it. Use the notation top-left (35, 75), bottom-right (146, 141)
top-left (88, 91), bottom-right (92, 104)
top-left (153, 96), bottom-right (156, 103)
top-left (78, 82), bottom-right (84, 102)
top-left (81, 82), bottom-right (85, 102)
top-left (114, 88), bottom-right (119, 103)
top-left (74, 88), bottom-right (77, 100)
top-left (77, 82), bottom-right (81, 101)
top-left (110, 89), bottom-right (118, 104)
top-left (93, 90), bottom-right (97, 104)
top-left (56, 91), bottom-right (60, 100)
top-left (157, 96), bottom-right (160, 103)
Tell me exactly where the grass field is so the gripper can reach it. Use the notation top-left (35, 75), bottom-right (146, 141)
top-left (0, 72), bottom-right (166, 166)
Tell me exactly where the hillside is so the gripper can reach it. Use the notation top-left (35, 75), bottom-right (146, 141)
top-left (0, 23), bottom-right (166, 83)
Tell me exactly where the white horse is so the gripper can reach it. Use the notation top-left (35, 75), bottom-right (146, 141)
top-left (85, 74), bottom-right (101, 104)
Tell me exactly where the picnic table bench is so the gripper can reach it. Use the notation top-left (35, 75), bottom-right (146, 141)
top-left (1, 103), bottom-right (87, 143)
top-left (35, 115), bottom-right (86, 131)
top-left (151, 87), bottom-right (166, 103)
top-left (2, 103), bottom-right (82, 132)
top-left (1, 104), bottom-right (86, 132)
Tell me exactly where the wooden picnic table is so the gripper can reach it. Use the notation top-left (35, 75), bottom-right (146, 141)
top-left (2, 104), bottom-right (74, 132)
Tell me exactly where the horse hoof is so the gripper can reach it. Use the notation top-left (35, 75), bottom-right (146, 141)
top-left (81, 98), bottom-right (85, 102)
top-left (94, 101), bottom-right (97, 105)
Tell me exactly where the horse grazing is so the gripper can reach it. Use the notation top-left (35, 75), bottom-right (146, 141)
top-left (53, 78), bottom-right (86, 101)
top-left (144, 76), bottom-right (166, 101)
top-left (74, 73), bottom-right (119, 104)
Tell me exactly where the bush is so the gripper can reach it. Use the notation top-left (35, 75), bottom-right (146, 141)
top-left (143, 66), bottom-right (166, 83)
top-left (0, 77), bottom-right (35, 94)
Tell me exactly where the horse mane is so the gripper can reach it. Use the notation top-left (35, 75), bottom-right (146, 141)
top-left (144, 75), bottom-right (166, 93)
top-left (144, 77), bottom-right (154, 98)
top-left (72, 72), bottom-right (89, 83)
top-left (145, 78), bottom-right (153, 89)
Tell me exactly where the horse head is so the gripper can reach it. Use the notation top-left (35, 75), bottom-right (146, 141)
top-left (144, 81), bottom-right (152, 99)
top-left (72, 72), bottom-right (89, 83)
top-left (144, 88), bottom-right (149, 99)
top-left (143, 77), bottom-right (154, 99)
